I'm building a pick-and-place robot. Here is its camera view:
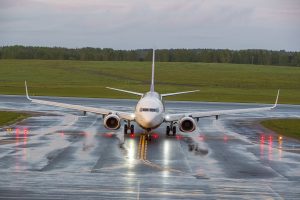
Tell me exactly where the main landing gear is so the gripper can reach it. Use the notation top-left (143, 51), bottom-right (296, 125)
top-left (124, 121), bottom-right (134, 135)
top-left (166, 122), bottom-right (176, 136)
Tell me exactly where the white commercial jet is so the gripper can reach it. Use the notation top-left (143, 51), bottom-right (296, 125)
top-left (25, 49), bottom-right (280, 140)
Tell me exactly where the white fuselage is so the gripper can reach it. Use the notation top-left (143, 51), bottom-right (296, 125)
top-left (135, 92), bottom-right (164, 130)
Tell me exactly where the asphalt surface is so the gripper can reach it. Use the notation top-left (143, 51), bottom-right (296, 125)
top-left (0, 95), bottom-right (299, 199)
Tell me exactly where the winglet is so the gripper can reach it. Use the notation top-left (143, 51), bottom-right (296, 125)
top-left (25, 81), bottom-right (32, 100)
top-left (272, 89), bottom-right (280, 108)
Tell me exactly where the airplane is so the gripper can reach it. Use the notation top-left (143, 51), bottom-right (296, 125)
top-left (25, 49), bottom-right (280, 140)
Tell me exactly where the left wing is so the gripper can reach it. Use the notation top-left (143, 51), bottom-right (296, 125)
top-left (25, 81), bottom-right (135, 121)
top-left (165, 90), bottom-right (280, 122)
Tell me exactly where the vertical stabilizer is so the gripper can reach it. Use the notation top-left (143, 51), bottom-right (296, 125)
top-left (150, 49), bottom-right (155, 92)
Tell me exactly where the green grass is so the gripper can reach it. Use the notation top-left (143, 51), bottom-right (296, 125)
top-left (261, 119), bottom-right (300, 140)
top-left (0, 59), bottom-right (299, 104)
top-left (0, 111), bottom-right (30, 126)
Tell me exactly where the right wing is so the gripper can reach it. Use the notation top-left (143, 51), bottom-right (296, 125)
top-left (25, 82), bottom-right (135, 121)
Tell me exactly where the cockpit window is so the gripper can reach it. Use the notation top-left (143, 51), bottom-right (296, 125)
top-left (139, 108), bottom-right (159, 112)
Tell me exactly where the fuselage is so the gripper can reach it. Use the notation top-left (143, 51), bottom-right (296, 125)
top-left (135, 92), bottom-right (164, 131)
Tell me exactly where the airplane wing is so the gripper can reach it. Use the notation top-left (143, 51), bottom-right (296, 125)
top-left (165, 90), bottom-right (280, 122)
top-left (25, 82), bottom-right (135, 121)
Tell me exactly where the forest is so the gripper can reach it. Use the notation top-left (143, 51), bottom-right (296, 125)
top-left (0, 45), bottom-right (299, 66)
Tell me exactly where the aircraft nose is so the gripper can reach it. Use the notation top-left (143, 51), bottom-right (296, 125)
top-left (141, 114), bottom-right (159, 128)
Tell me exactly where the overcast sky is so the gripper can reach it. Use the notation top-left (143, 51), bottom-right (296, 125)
top-left (0, 0), bottom-right (299, 50)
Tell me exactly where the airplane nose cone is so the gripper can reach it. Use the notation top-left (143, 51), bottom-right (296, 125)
top-left (139, 114), bottom-right (160, 128)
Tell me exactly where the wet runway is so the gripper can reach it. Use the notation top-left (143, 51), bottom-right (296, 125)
top-left (0, 95), bottom-right (300, 199)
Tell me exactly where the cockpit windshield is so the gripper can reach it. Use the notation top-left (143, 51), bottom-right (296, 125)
top-left (139, 108), bottom-right (159, 112)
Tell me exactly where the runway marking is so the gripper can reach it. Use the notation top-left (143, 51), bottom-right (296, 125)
top-left (136, 135), bottom-right (207, 177)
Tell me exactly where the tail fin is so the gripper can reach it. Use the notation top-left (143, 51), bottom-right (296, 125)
top-left (150, 49), bottom-right (155, 92)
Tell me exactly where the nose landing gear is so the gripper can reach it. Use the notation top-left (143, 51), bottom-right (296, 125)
top-left (145, 133), bottom-right (152, 141)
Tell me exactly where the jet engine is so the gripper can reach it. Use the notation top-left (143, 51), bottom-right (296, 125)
top-left (103, 114), bottom-right (121, 130)
top-left (179, 117), bottom-right (196, 132)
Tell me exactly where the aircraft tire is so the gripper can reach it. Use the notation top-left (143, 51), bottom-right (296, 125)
top-left (166, 126), bottom-right (170, 136)
top-left (130, 125), bottom-right (134, 134)
top-left (124, 124), bottom-right (128, 135)
top-left (172, 126), bottom-right (176, 136)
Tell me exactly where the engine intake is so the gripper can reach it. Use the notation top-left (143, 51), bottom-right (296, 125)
top-left (104, 114), bottom-right (121, 130)
top-left (179, 117), bottom-right (196, 132)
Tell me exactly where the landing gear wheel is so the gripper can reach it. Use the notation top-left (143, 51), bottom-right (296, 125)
top-left (166, 126), bottom-right (170, 136)
top-left (172, 126), bottom-right (176, 136)
top-left (189, 144), bottom-right (195, 151)
top-left (146, 134), bottom-right (151, 141)
top-left (130, 125), bottom-right (134, 134)
top-left (124, 124), bottom-right (128, 135)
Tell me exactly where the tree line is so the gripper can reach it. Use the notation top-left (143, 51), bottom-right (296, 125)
top-left (0, 45), bottom-right (299, 66)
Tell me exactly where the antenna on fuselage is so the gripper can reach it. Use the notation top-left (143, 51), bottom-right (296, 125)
top-left (150, 49), bottom-right (155, 92)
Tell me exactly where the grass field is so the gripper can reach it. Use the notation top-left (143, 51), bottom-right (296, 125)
top-left (0, 111), bottom-right (30, 126)
top-left (0, 59), bottom-right (299, 104)
top-left (261, 119), bottom-right (300, 140)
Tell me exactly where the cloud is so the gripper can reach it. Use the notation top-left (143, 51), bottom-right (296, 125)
top-left (0, 0), bottom-right (299, 50)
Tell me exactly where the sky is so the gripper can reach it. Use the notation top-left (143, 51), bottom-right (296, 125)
top-left (0, 0), bottom-right (300, 50)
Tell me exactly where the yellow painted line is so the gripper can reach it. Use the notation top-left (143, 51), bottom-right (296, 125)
top-left (140, 135), bottom-right (145, 160)
top-left (137, 135), bottom-right (143, 159)
top-left (144, 139), bottom-right (148, 160)
top-left (135, 134), bottom-right (207, 178)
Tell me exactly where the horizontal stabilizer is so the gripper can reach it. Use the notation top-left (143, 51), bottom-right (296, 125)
top-left (161, 90), bottom-right (199, 97)
top-left (106, 87), bottom-right (143, 96)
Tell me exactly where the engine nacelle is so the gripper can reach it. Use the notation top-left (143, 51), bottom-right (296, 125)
top-left (179, 117), bottom-right (196, 132)
top-left (103, 114), bottom-right (121, 130)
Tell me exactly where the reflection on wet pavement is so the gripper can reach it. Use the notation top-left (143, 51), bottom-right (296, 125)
top-left (0, 95), bottom-right (300, 199)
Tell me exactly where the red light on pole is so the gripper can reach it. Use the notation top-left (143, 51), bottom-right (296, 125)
top-left (23, 128), bottom-right (28, 136)
top-left (223, 135), bottom-right (228, 142)
top-left (152, 133), bottom-right (159, 139)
